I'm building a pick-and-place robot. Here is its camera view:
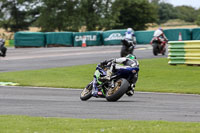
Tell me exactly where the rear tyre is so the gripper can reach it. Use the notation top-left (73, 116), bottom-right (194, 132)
top-left (0, 47), bottom-right (7, 57)
top-left (162, 47), bottom-right (166, 55)
top-left (106, 78), bottom-right (129, 102)
top-left (80, 82), bottom-right (93, 101)
top-left (120, 45), bottom-right (128, 57)
top-left (153, 43), bottom-right (158, 56)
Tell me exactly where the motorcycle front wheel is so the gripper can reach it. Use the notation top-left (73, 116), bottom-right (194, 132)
top-left (80, 81), bottom-right (93, 101)
top-left (106, 78), bottom-right (130, 102)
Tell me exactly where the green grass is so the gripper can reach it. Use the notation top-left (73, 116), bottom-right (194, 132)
top-left (0, 58), bottom-right (200, 94)
top-left (0, 64), bottom-right (96, 88)
top-left (0, 115), bottom-right (200, 133)
top-left (137, 58), bottom-right (200, 94)
top-left (1, 60), bottom-right (200, 132)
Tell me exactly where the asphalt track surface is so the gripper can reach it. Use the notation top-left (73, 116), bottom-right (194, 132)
top-left (1, 45), bottom-right (162, 72)
top-left (0, 45), bottom-right (200, 122)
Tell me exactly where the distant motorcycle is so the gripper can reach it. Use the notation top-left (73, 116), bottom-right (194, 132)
top-left (80, 58), bottom-right (139, 102)
top-left (150, 36), bottom-right (167, 56)
top-left (120, 38), bottom-right (136, 57)
top-left (0, 39), bottom-right (7, 57)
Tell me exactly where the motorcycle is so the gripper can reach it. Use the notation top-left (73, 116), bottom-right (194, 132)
top-left (120, 38), bottom-right (136, 57)
top-left (0, 39), bottom-right (7, 57)
top-left (150, 36), bottom-right (167, 56)
top-left (80, 59), bottom-right (139, 102)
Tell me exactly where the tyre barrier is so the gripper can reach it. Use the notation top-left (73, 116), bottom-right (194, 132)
top-left (14, 32), bottom-right (45, 47)
top-left (2, 40), bottom-right (14, 47)
top-left (102, 29), bottom-right (126, 45)
top-left (73, 31), bottom-right (102, 47)
top-left (5, 40), bottom-right (9, 46)
top-left (45, 32), bottom-right (73, 47)
top-left (168, 41), bottom-right (200, 65)
top-left (12, 28), bottom-right (200, 47)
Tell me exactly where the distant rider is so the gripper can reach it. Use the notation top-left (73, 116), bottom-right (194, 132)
top-left (121, 28), bottom-right (137, 53)
top-left (124, 28), bottom-right (136, 43)
top-left (92, 54), bottom-right (139, 97)
top-left (153, 28), bottom-right (168, 42)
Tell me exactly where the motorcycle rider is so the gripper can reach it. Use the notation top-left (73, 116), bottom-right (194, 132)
top-left (153, 28), bottom-right (168, 42)
top-left (122, 28), bottom-right (136, 50)
top-left (152, 28), bottom-right (168, 54)
top-left (92, 54), bottom-right (139, 97)
top-left (124, 28), bottom-right (136, 44)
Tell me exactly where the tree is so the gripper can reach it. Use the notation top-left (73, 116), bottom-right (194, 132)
top-left (175, 6), bottom-right (197, 22)
top-left (0, 0), bottom-right (40, 32)
top-left (196, 14), bottom-right (200, 26)
top-left (113, 0), bottom-right (158, 30)
top-left (36, 0), bottom-right (119, 32)
top-left (158, 2), bottom-right (177, 24)
top-left (35, 0), bottom-right (82, 32)
top-left (79, 0), bottom-right (102, 31)
top-left (150, 0), bottom-right (160, 5)
top-left (79, 0), bottom-right (118, 31)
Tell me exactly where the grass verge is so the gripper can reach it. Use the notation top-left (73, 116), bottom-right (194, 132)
top-left (0, 58), bottom-right (200, 94)
top-left (0, 115), bottom-right (200, 133)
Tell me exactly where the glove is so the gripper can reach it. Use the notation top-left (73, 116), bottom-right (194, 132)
top-left (111, 59), bottom-right (116, 63)
top-left (100, 60), bottom-right (108, 68)
top-left (128, 46), bottom-right (134, 51)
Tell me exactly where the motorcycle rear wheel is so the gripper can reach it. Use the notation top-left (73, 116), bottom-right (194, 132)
top-left (162, 47), bottom-right (166, 55)
top-left (0, 46), bottom-right (7, 57)
top-left (120, 45), bottom-right (133, 57)
top-left (152, 43), bottom-right (158, 56)
top-left (106, 78), bottom-right (129, 102)
top-left (80, 81), bottom-right (93, 101)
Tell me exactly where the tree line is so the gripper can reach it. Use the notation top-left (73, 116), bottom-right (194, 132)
top-left (0, 0), bottom-right (200, 32)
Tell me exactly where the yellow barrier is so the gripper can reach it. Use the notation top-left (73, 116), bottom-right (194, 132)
top-left (168, 40), bottom-right (200, 65)
top-left (5, 40), bottom-right (9, 46)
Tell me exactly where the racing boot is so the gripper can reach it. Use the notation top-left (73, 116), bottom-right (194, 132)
top-left (126, 84), bottom-right (135, 96)
top-left (92, 79), bottom-right (99, 97)
top-left (111, 80), bottom-right (115, 88)
top-left (92, 87), bottom-right (98, 97)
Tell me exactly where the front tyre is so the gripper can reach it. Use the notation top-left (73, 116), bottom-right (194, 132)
top-left (106, 78), bottom-right (130, 102)
top-left (80, 81), bottom-right (93, 101)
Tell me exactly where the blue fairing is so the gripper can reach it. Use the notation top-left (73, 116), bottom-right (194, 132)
top-left (115, 67), bottom-right (139, 79)
top-left (96, 65), bottom-right (107, 76)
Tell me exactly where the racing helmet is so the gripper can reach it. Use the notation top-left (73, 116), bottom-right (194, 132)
top-left (126, 54), bottom-right (136, 60)
top-left (127, 28), bottom-right (133, 34)
top-left (158, 27), bottom-right (163, 32)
